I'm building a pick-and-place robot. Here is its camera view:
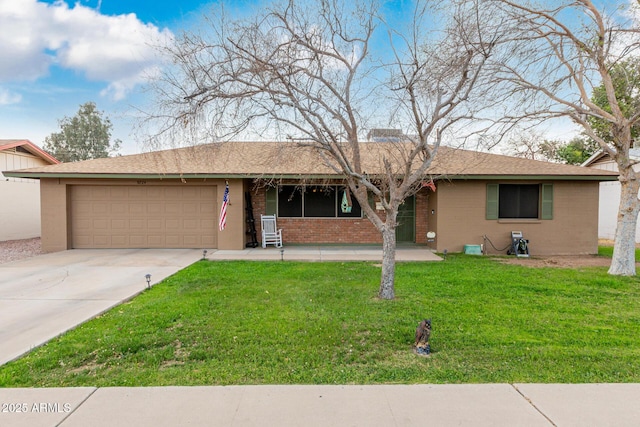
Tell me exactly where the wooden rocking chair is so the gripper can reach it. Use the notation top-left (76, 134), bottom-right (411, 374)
top-left (261, 215), bottom-right (283, 248)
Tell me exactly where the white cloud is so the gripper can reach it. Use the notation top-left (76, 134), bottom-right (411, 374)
top-left (100, 65), bottom-right (162, 101)
top-left (0, 87), bottom-right (22, 105)
top-left (0, 0), bottom-right (173, 100)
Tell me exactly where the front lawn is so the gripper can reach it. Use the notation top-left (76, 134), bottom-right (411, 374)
top-left (1, 255), bottom-right (639, 386)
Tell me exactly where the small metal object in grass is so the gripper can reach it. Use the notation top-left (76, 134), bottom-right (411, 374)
top-left (414, 319), bottom-right (431, 356)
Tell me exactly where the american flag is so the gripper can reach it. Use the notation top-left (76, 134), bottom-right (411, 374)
top-left (218, 182), bottom-right (229, 231)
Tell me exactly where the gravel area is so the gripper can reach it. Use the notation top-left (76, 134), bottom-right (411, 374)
top-left (0, 237), bottom-right (42, 264)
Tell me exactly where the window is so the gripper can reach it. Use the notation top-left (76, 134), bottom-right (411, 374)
top-left (486, 183), bottom-right (553, 220)
top-left (304, 186), bottom-right (336, 217)
top-left (277, 186), bottom-right (303, 217)
top-left (268, 185), bottom-right (362, 218)
top-left (499, 184), bottom-right (539, 218)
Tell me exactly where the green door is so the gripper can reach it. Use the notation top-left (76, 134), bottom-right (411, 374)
top-left (396, 195), bottom-right (416, 243)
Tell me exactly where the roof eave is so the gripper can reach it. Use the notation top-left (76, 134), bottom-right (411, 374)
top-left (4, 171), bottom-right (619, 182)
top-left (0, 140), bottom-right (59, 165)
top-left (451, 174), bottom-right (619, 181)
top-left (1, 172), bottom-right (343, 180)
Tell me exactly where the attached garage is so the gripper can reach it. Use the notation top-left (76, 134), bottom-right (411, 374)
top-left (70, 185), bottom-right (217, 249)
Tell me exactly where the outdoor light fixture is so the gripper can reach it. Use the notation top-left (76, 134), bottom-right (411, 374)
top-left (443, 249), bottom-right (448, 260)
top-left (202, 249), bottom-right (208, 260)
top-left (280, 249), bottom-right (284, 261)
top-left (145, 274), bottom-right (151, 289)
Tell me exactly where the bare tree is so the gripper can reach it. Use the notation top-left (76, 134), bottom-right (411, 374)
top-left (144, 0), bottom-right (498, 299)
top-left (484, 0), bottom-right (640, 275)
top-left (504, 130), bottom-right (598, 165)
top-left (503, 129), bottom-right (551, 160)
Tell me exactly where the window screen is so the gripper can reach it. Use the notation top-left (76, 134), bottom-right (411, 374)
top-left (498, 184), bottom-right (539, 219)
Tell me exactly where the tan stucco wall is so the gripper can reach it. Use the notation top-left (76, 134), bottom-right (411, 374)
top-left (222, 179), bottom-right (246, 250)
top-left (39, 178), bottom-right (246, 252)
top-left (40, 179), bottom-right (70, 252)
top-left (0, 151), bottom-right (51, 241)
top-left (433, 180), bottom-right (600, 255)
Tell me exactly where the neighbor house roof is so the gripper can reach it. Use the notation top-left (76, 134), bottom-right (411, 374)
top-left (0, 139), bottom-right (59, 165)
top-left (581, 148), bottom-right (640, 169)
top-left (4, 141), bottom-right (618, 181)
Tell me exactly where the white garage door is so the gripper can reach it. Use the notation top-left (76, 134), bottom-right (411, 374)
top-left (70, 185), bottom-right (217, 249)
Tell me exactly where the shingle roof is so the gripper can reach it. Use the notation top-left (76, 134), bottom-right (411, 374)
top-left (0, 139), bottom-right (59, 165)
top-left (3, 141), bottom-right (618, 180)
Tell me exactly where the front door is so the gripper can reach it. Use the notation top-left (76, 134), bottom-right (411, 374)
top-left (396, 195), bottom-right (416, 243)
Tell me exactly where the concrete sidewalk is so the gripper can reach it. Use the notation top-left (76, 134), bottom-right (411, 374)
top-left (1, 384), bottom-right (638, 426)
top-left (207, 246), bottom-right (442, 262)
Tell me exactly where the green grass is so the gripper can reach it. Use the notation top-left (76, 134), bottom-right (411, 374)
top-left (598, 245), bottom-right (640, 260)
top-left (1, 255), bottom-right (639, 386)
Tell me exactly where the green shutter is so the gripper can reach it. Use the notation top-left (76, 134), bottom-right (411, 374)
top-left (266, 187), bottom-right (277, 215)
top-left (486, 183), bottom-right (499, 220)
top-left (541, 183), bottom-right (553, 220)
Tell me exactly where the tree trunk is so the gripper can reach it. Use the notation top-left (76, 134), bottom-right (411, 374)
top-left (609, 176), bottom-right (640, 276)
top-left (379, 226), bottom-right (397, 300)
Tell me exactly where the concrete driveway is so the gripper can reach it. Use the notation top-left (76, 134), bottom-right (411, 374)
top-left (0, 249), bottom-right (201, 366)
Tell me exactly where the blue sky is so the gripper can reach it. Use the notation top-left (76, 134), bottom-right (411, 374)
top-left (0, 0), bottom-right (226, 154)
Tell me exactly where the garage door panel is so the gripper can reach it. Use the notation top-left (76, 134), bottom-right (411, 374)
top-left (166, 235), bottom-right (181, 246)
top-left (148, 219), bottom-right (163, 229)
top-left (147, 187), bottom-right (164, 198)
top-left (183, 235), bottom-right (200, 246)
top-left (74, 202), bottom-right (92, 214)
top-left (111, 203), bottom-right (127, 214)
top-left (130, 219), bottom-right (145, 230)
top-left (184, 219), bottom-right (198, 229)
top-left (165, 219), bottom-right (180, 230)
top-left (112, 235), bottom-right (128, 245)
top-left (147, 203), bottom-right (163, 214)
top-left (93, 219), bottom-right (109, 229)
top-left (168, 187), bottom-right (183, 196)
top-left (110, 187), bottom-right (128, 198)
top-left (182, 203), bottom-right (198, 214)
top-left (128, 187), bottom-right (147, 199)
top-left (165, 203), bottom-right (181, 214)
top-left (92, 203), bottom-right (109, 214)
top-left (74, 236), bottom-right (91, 246)
top-left (92, 187), bottom-right (110, 199)
top-left (76, 218), bottom-right (92, 229)
top-left (111, 219), bottom-right (127, 230)
top-left (71, 185), bottom-right (217, 249)
top-left (129, 203), bottom-right (146, 215)
top-left (182, 187), bottom-right (199, 198)
top-left (130, 235), bottom-right (146, 245)
top-left (148, 235), bottom-right (164, 246)
top-left (94, 235), bottom-right (110, 246)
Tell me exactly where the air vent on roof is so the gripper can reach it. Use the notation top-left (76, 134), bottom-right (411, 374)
top-left (367, 129), bottom-right (405, 142)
